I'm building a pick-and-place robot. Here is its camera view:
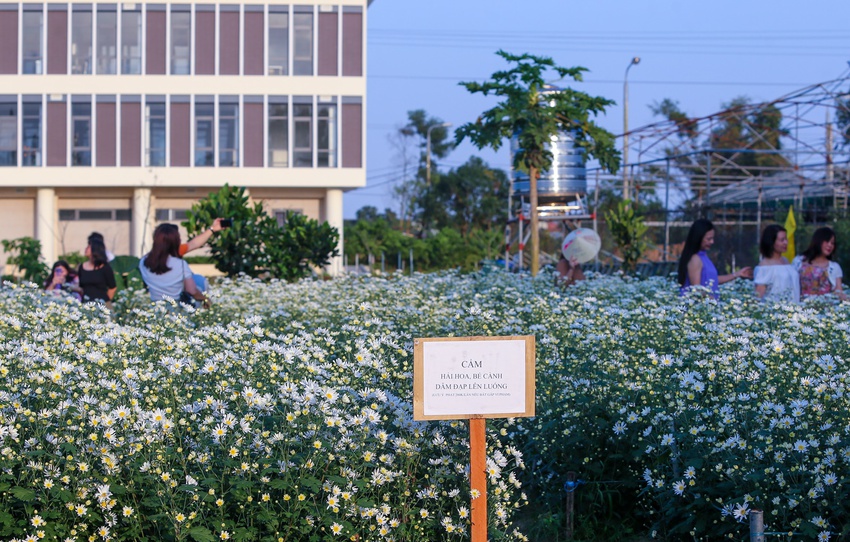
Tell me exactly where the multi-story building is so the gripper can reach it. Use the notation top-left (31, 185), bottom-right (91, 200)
top-left (0, 0), bottom-right (367, 274)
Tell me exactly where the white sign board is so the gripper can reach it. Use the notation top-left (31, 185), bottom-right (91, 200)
top-left (413, 336), bottom-right (535, 421)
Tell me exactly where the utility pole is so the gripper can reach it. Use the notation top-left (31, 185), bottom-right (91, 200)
top-left (623, 57), bottom-right (640, 201)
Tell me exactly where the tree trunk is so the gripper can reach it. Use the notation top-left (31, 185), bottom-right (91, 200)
top-left (530, 166), bottom-right (540, 276)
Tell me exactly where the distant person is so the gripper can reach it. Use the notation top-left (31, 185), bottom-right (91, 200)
top-left (678, 219), bottom-right (751, 298)
top-left (88, 232), bottom-right (115, 262)
top-left (77, 238), bottom-right (116, 303)
top-left (556, 255), bottom-right (585, 287)
top-left (792, 226), bottom-right (845, 300)
top-left (139, 223), bottom-right (210, 307)
top-left (754, 224), bottom-right (800, 303)
top-left (44, 260), bottom-right (82, 300)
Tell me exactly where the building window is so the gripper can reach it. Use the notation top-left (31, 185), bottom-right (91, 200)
top-left (274, 209), bottom-right (303, 227)
top-left (22, 102), bottom-right (42, 166)
top-left (146, 102), bottom-right (166, 166)
top-left (268, 100), bottom-right (288, 167)
top-left (155, 208), bottom-right (189, 221)
top-left (72, 101), bottom-right (92, 166)
top-left (317, 101), bottom-right (337, 168)
top-left (22, 10), bottom-right (44, 74)
top-left (170, 9), bottom-right (191, 75)
top-left (121, 8), bottom-right (142, 74)
top-left (293, 9), bottom-right (313, 76)
top-left (219, 102), bottom-right (239, 167)
top-left (60, 209), bottom-right (131, 221)
top-left (268, 10), bottom-right (288, 75)
top-left (0, 102), bottom-right (16, 166)
top-left (293, 102), bottom-right (312, 167)
top-left (72, 6), bottom-right (93, 74)
top-left (195, 102), bottom-right (214, 166)
top-left (96, 6), bottom-right (117, 74)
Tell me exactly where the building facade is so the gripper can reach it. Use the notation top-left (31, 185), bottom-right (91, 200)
top-left (0, 0), bottom-right (366, 274)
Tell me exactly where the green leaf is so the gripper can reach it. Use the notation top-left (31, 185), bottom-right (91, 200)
top-left (10, 486), bottom-right (36, 502)
top-left (188, 526), bottom-right (217, 542)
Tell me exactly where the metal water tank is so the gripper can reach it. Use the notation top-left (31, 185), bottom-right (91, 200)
top-left (511, 131), bottom-right (587, 200)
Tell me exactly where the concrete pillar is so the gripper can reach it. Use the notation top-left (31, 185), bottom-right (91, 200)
top-left (324, 188), bottom-right (344, 276)
top-left (132, 188), bottom-right (155, 257)
top-left (35, 188), bottom-right (56, 265)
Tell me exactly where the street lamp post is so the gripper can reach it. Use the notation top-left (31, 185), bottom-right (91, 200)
top-left (426, 122), bottom-right (452, 185)
top-left (623, 56), bottom-right (640, 201)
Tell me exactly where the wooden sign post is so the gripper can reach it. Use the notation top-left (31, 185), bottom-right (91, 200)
top-left (413, 336), bottom-right (536, 542)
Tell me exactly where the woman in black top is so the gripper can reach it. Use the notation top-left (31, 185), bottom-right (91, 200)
top-left (77, 238), bottom-right (116, 302)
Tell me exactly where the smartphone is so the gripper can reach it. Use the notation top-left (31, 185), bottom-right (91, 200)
top-left (220, 218), bottom-right (233, 228)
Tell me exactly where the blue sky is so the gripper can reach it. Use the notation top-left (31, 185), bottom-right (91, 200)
top-left (344, 0), bottom-right (850, 218)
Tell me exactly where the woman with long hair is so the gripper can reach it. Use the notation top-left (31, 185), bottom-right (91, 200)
top-left (678, 218), bottom-right (751, 298)
top-left (44, 260), bottom-right (82, 300)
top-left (754, 224), bottom-right (800, 302)
top-left (792, 226), bottom-right (845, 300)
top-left (77, 238), bottom-right (116, 302)
top-left (139, 223), bottom-right (209, 306)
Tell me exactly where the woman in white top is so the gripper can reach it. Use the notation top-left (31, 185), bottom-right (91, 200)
top-left (792, 226), bottom-right (846, 300)
top-left (754, 224), bottom-right (800, 303)
top-left (139, 223), bottom-right (210, 307)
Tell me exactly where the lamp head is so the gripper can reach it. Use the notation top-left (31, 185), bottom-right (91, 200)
top-left (631, 57), bottom-right (641, 66)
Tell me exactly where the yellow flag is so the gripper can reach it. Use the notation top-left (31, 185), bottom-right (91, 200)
top-left (783, 205), bottom-right (796, 261)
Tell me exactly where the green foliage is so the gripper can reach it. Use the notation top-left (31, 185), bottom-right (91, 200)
top-left (264, 211), bottom-right (340, 281)
top-left (58, 251), bottom-right (87, 267)
top-left (184, 185), bottom-right (273, 277)
top-left (1, 237), bottom-right (48, 284)
top-left (457, 50), bottom-right (620, 175)
top-left (110, 255), bottom-right (144, 293)
top-left (430, 156), bottom-right (510, 236)
top-left (605, 201), bottom-right (649, 273)
top-left (344, 210), bottom-right (505, 273)
top-left (185, 185), bottom-right (339, 281)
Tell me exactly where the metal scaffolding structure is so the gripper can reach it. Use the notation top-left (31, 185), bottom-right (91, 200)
top-left (506, 68), bottom-right (850, 272)
top-left (618, 68), bottom-right (850, 211)
top-left (599, 68), bottom-right (850, 268)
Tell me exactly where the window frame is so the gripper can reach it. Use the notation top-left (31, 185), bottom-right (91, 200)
top-left (267, 9), bottom-right (289, 75)
top-left (218, 100), bottom-right (239, 167)
top-left (22, 9), bottom-right (44, 75)
top-left (292, 99), bottom-right (312, 167)
top-left (316, 99), bottom-right (337, 168)
top-left (170, 7), bottom-right (192, 75)
top-left (194, 100), bottom-right (215, 167)
top-left (96, 5), bottom-right (117, 74)
top-left (292, 8), bottom-right (313, 76)
top-left (120, 7), bottom-right (142, 74)
top-left (71, 100), bottom-right (92, 166)
top-left (22, 101), bottom-right (42, 167)
top-left (145, 101), bottom-right (167, 167)
top-left (267, 98), bottom-right (289, 167)
top-left (71, 5), bottom-right (93, 75)
top-left (0, 101), bottom-right (17, 166)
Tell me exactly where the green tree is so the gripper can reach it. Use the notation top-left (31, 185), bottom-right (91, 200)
top-left (605, 200), bottom-right (649, 273)
top-left (457, 50), bottom-right (620, 276)
top-left (432, 156), bottom-right (509, 236)
top-left (392, 110), bottom-right (454, 233)
top-left (185, 185), bottom-right (339, 281)
top-left (2, 237), bottom-right (48, 284)
top-left (265, 211), bottom-right (340, 281)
